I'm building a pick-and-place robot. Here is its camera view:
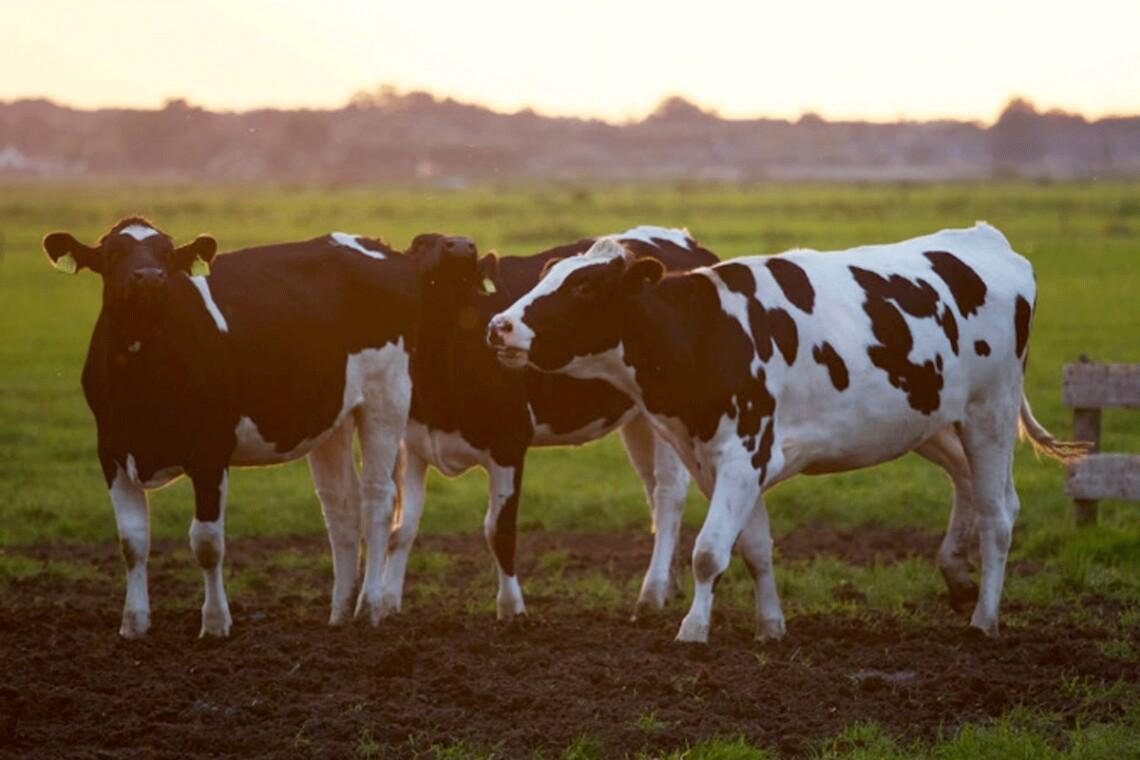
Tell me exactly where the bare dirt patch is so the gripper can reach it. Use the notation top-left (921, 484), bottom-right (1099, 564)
top-left (2, 528), bottom-right (1136, 758)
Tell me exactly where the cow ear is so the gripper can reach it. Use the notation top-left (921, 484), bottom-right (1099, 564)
top-left (539, 255), bottom-right (565, 279)
top-left (620, 257), bottom-right (665, 293)
top-left (43, 232), bottom-right (100, 274)
top-left (174, 235), bottom-right (217, 275)
top-left (477, 252), bottom-right (499, 294)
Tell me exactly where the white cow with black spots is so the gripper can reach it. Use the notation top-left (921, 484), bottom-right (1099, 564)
top-left (488, 223), bottom-right (1087, 643)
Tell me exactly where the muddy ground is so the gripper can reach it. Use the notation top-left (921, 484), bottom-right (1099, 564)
top-left (2, 527), bottom-right (1137, 758)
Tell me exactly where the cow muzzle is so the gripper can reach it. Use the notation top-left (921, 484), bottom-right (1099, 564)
top-left (486, 314), bottom-right (529, 369)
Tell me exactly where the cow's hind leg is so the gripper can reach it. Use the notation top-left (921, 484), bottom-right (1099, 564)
top-left (621, 415), bottom-right (688, 617)
top-left (915, 426), bottom-right (979, 613)
top-left (378, 446), bottom-right (429, 617)
top-left (109, 465), bottom-right (151, 638)
top-left (736, 496), bottom-right (785, 641)
top-left (354, 401), bottom-right (409, 626)
top-left (307, 418), bottom-right (361, 626)
top-left (189, 468), bottom-right (232, 638)
top-left (959, 394), bottom-right (1020, 637)
top-left (486, 461), bottom-right (526, 619)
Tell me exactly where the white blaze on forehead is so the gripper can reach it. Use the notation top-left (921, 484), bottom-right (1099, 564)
top-left (190, 275), bottom-right (230, 333)
top-left (614, 225), bottom-right (693, 249)
top-left (330, 232), bottom-right (385, 260)
top-left (119, 224), bottom-right (159, 241)
top-left (495, 239), bottom-right (627, 350)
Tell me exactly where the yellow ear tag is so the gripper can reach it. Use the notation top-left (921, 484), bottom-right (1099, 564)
top-left (482, 277), bottom-right (497, 294)
top-left (190, 258), bottom-right (211, 277)
top-left (53, 253), bottom-right (78, 274)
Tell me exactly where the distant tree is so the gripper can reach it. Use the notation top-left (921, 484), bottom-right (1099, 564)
top-left (989, 96), bottom-right (1045, 174)
top-left (649, 96), bottom-right (713, 122)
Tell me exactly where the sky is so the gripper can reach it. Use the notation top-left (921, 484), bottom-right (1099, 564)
top-left (2, 0), bottom-right (1138, 123)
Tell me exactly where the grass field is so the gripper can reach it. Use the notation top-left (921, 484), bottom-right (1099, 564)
top-left (2, 181), bottom-right (1139, 757)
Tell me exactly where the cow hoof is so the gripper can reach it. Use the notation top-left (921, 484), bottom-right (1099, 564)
top-left (354, 595), bottom-right (383, 627)
top-left (675, 616), bottom-right (709, 644)
top-left (327, 606), bottom-right (352, 627)
top-left (377, 595), bottom-right (402, 620)
top-left (969, 614), bottom-right (999, 639)
top-left (495, 602), bottom-right (527, 621)
top-left (199, 610), bottom-right (232, 638)
top-left (119, 610), bottom-right (150, 639)
top-left (633, 587), bottom-right (669, 619)
top-left (947, 582), bottom-right (980, 614)
top-left (755, 616), bottom-right (786, 642)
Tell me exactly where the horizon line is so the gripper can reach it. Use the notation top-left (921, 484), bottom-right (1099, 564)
top-left (3, 88), bottom-right (1137, 128)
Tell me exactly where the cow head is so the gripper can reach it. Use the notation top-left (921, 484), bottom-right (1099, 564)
top-left (487, 239), bottom-right (663, 371)
top-left (44, 216), bottom-right (216, 303)
top-left (408, 233), bottom-right (498, 326)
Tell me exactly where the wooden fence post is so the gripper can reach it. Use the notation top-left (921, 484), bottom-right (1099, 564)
top-left (1072, 407), bottom-right (1101, 526)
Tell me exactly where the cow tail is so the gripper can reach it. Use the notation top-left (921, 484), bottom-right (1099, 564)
top-left (1018, 393), bottom-right (1092, 463)
top-left (390, 442), bottom-right (406, 530)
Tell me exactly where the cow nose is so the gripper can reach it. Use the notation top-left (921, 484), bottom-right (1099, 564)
top-left (444, 237), bottom-right (476, 258)
top-left (486, 315), bottom-right (512, 347)
top-left (131, 268), bottom-right (166, 289)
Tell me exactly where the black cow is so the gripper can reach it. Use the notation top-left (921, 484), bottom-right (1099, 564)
top-left (489, 223), bottom-right (1088, 642)
top-left (378, 227), bottom-right (719, 619)
top-left (44, 219), bottom-right (419, 637)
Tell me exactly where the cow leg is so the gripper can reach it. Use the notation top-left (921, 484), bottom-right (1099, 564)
top-left (189, 468), bottom-right (232, 638)
top-left (677, 464), bottom-right (761, 643)
top-left (959, 395), bottom-right (1020, 637)
top-left (486, 461), bottom-right (526, 618)
top-left (915, 426), bottom-right (979, 613)
top-left (736, 496), bottom-right (785, 641)
top-left (378, 446), bottom-right (428, 617)
top-left (307, 418), bottom-right (361, 626)
top-left (109, 466), bottom-right (151, 638)
top-left (621, 416), bottom-right (684, 616)
top-left (353, 370), bottom-right (410, 625)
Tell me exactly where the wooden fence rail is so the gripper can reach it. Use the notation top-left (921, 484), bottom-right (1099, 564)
top-left (1061, 359), bottom-right (1140, 525)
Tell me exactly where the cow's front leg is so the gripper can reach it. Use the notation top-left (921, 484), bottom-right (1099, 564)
top-left (354, 402), bottom-right (407, 626)
top-left (109, 464), bottom-right (151, 638)
top-left (486, 462), bottom-right (526, 619)
top-left (677, 464), bottom-right (760, 644)
top-left (189, 468), bottom-right (232, 638)
top-left (736, 496), bottom-right (785, 641)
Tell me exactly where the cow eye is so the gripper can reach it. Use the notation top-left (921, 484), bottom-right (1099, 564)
top-left (571, 281), bottom-right (594, 298)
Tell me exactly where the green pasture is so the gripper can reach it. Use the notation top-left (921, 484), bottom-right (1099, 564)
top-left (2, 182), bottom-right (1137, 547)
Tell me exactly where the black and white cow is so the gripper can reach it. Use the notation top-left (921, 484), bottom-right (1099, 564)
top-left (44, 218), bottom-right (418, 637)
top-left (488, 223), bottom-right (1087, 643)
top-left (378, 227), bottom-right (718, 619)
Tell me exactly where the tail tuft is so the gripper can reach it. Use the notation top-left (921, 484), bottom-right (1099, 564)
top-left (1019, 394), bottom-right (1093, 464)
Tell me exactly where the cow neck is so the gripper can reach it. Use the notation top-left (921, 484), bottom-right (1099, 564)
top-left (619, 272), bottom-right (711, 417)
top-left (410, 287), bottom-right (477, 426)
top-left (100, 275), bottom-right (224, 404)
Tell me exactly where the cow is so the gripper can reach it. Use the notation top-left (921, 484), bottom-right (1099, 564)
top-left (378, 227), bottom-right (718, 620)
top-left (487, 223), bottom-right (1088, 643)
top-left (43, 218), bottom-right (420, 638)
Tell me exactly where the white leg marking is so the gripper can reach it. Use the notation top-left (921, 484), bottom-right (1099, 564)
top-left (353, 344), bottom-right (412, 626)
top-left (110, 467), bottom-right (151, 638)
top-left (623, 417), bottom-right (689, 615)
top-left (677, 464), bottom-right (761, 643)
top-left (307, 419), bottom-right (361, 626)
top-left (190, 472), bottom-right (232, 638)
top-left (736, 497), bottom-right (785, 641)
top-left (486, 463), bottom-right (526, 619)
top-left (379, 447), bottom-right (428, 618)
top-left (961, 395), bottom-right (1020, 637)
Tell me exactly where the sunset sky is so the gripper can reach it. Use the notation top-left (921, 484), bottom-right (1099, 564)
top-left (3, 0), bottom-right (1138, 123)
